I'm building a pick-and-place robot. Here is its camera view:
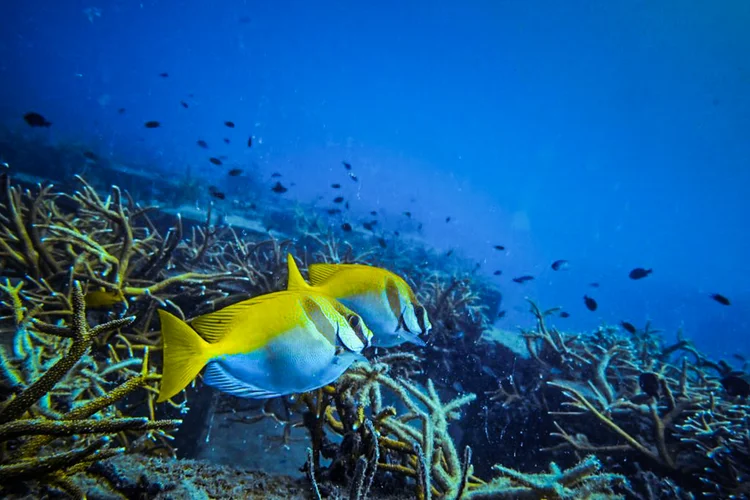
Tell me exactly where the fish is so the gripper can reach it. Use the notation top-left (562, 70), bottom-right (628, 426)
top-left (710, 293), bottom-right (730, 306)
top-left (271, 172), bottom-right (282, 178)
top-left (331, 183), bottom-right (341, 189)
top-left (209, 157), bottom-right (222, 166)
top-left (247, 136), bottom-right (253, 147)
top-left (493, 270), bottom-right (502, 276)
top-left (551, 259), bottom-right (569, 271)
top-left (286, 255), bottom-right (431, 348)
top-left (180, 101), bottom-right (189, 108)
top-left (445, 216), bottom-right (451, 223)
top-left (208, 186), bottom-right (226, 200)
top-left (403, 211), bottom-right (412, 218)
top-left (446, 250), bottom-right (454, 257)
top-left (349, 172), bottom-right (358, 182)
top-left (84, 288), bottom-right (127, 309)
top-left (24, 112), bottom-right (52, 127)
top-left (228, 169), bottom-right (243, 176)
top-left (333, 197), bottom-right (344, 203)
top-left (83, 151), bottom-right (97, 161)
top-left (225, 121), bottom-right (235, 128)
top-left (493, 245), bottom-right (505, 251)
top-left (362, 221), bottom-right (375, 231)
top-left (118, 108), bottom-right (126, 114)
top-left (197, 140), bottom-right (208, 148)
top-left (720, 375), bottom-right (750, 398)
top-left (377, 238), bottom-right (387, 249)
top-left (327, 209), bottom-right (342, 215)
top-left (497, 310), bottom-right (506, 319)
top-left (341, 223), bottom-right (352, 232)
top-left (342, 161), bottom-right (352, 170)
top-left (559, 311), bottom-right (570, 318)
top-left (272, 182), bottom-right (288, 194)
top-left (629, 268), bottom-right (652, 280)
top-left (584, 295), bottom-right (597, 311)
top-left (512, 275), bottom-right (534, 284)
top-left (621, 321), bottom-right (637, 334)
top-left (156, 288), bottom-right (373, 402)
top-left (370, 211), bottom-right (377, 216)
top-left (145, 121), bottom-right (161, 128)
top-left (345, 202), bottom-right (350, 210)
top-left (589, 282), bottom-right (600, 288)
top-left (159, 72), bottom-right (169, 78)
top-left (224, 138), bottom-right (231, 144)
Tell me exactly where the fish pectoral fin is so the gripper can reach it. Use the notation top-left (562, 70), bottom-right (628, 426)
top-left (203, 363), bottom-right (283, 399)
top-left (286, 253), bottom-right (312, 291)
top-left (308, 263), bottom-right (345, 285)
top-left (158, 310), bottom-right (211, 403)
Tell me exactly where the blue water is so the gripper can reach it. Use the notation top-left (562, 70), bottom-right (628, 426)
top-left (2, 0), bottom-right (748, 358)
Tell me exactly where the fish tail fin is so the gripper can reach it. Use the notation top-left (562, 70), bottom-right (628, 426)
top-left (286, 253), bottom-right (312, 291)
top-left (157, 309), bottom-right (211, 402)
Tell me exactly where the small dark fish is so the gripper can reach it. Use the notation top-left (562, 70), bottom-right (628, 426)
top-left (445, 216), bottom-right (451, 223)
top-left (493, 270), bottom-right (502, 276)
top-left (228, 168), bottom-right (243, 176)
top-left (394, 231), bottom-right (400, 236)
top-left (446, 249), bottom-right (454, 257)
top-left (327, 208), bottom-right (342, 215)
top-left (224, 121), bottom-right (235, 128)
top-left (621, 321), bottom-right (637, 334)
top-left (144, 120), bottom-right (161, 128)
top-left (404, 211), bottom-right (412, 218)
top-left (223, 138), bottom-right (230, 144)
top-left (345, 201), bottom-right (350, 210)
top-left (271, 172), bottom-right (282, 178)
top-left (710, 293), bottom-right (731, 306)
top-left (497, 310), bottom-right (507, 319)
top-left (159, 72), bottom-right (169, 78)
top-left (208, 186), bottom-right (225, 200)
top-left (24, 112), bottom-right (52, 127)
top-left (512, 275), bottom-right (534, 284)
top-left (589, 282), bottom-right (600, 288)
top-left (83, 151), bottom-right (97, 161)
top-left (247, 136), bottom-right (253, 147)
top-left (331, 183), bottom-right (341, 189)
top-left (377, 237), bottom-right (387, 249)
top-left (417, 223), bottom-right (423, 231)
top-left (271, 182), bottom-right (288, 194)
top-left (733, 354), bottom-right (747, 363)
top-left (551, 259), bottom-right (569, 271)
top-left (494, 245), bottom-right (505, 251)
top-left (118, 108), bottom-right (126, 114)
top-left (370, 210), bottom-right (377, 216)
top-left (639, 373), bottom-right (661, 398)
top-left (629, 268), bottom-right (653, 280)
top-left (584, 295), bottom-right (598, 311)
top-left (559, 311), bottom-right (570, 318)
top-left (363, 221), bottom-right (374, 231)
top-left (209, 157), bottom-right (222, 166)
top-left (180, 100), bottom-right (188, 108)
top-left (342, 161), bottom-right (352, 170)
top-left (349, 172), bottom-right (358, 182)
top-left (341, 223), bottom-right (352, 232)
top-left (196, 140), bottom-right (208, 148)
top-left (333, 196), bottom-right (344, 203)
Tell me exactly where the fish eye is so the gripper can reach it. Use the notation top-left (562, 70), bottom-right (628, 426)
top-left (347, 314), bottom-right (361, 329)
top-left (414, 305), bottom-right (425, 318)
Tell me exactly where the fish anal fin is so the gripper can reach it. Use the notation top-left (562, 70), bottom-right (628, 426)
top-left (203, 362), bottom-right (283, 399)
top-left (158, 310), bottom-right (211, 402)
top-left (286, 253), bottom-right (312, 291)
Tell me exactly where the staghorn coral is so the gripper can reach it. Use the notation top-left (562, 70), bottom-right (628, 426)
top-left (0, 281), bottom-right (181, 497)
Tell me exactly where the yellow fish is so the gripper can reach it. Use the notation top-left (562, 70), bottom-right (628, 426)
top-left (157, 290), bottom-right (372, 402)
top-left (286, 254), bottom-right (431, 348)
top-left (84, 288), bottom-right (127, 309)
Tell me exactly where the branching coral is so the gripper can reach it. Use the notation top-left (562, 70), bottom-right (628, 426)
top-left (0, 282), bottom-right (181, 497)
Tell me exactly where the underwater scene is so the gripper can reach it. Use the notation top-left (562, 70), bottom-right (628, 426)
top-left (1, 1), bottom-right (749, 499)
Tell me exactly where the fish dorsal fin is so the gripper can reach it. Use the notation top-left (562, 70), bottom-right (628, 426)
top-left (299, 295), bottom-right (337, 346)
top-left (307, 263), bottom-right (344, 286)
top-left (189, 294), bottom-right (278, 343)
top-left (286, 253), bottom-right (311, 291)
